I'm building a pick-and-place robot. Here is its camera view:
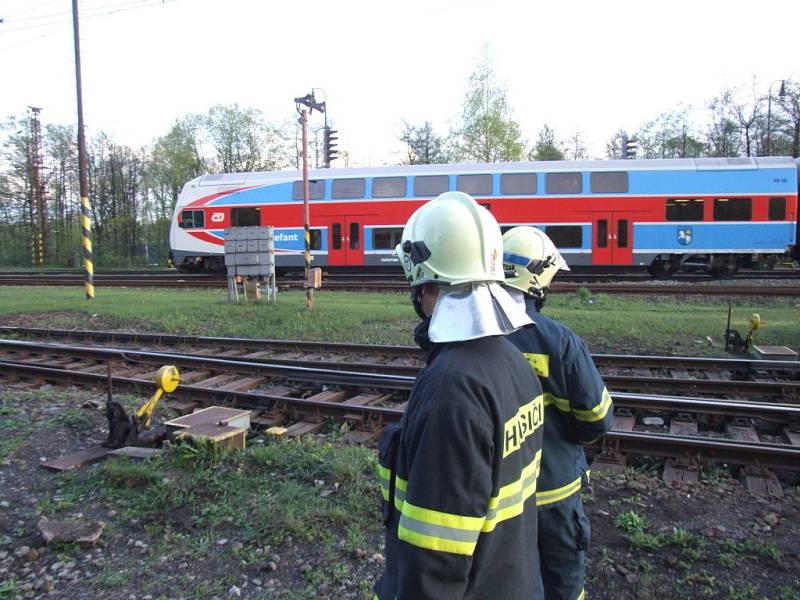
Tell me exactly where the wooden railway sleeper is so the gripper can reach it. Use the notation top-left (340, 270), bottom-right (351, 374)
top-left (590, 438), bottom-right (627, 475)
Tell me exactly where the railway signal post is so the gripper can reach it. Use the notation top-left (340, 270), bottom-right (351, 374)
top-left (294, 92), bottom-right (326, 310)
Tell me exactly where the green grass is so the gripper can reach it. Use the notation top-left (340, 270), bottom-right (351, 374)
top-left (48, 434), bottom-right (380, 552)
top-left (0, 286), bottom-right (798, 353)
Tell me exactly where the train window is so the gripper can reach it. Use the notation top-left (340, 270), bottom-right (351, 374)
top-left (500, 173), bottom-right (537, 195)
top-left (713, 198), bottom-right (752, 221)
top-left (372, 228), bottom-right (403, 250)
top-left (597, 220), bottom-right (608, 248)
top-left (349, 222), bottom-right (360, 250)
top-left (769, 197), bottom-right (786, 220)
top-left (231, 207), bottom-right (260, 227)
top-left (179, 210), bottom-right (204, 229)
top-left (617, 219), bottom-right (629, 248)
top-left (590, 172), bottom-right (628, 193)
top-left (292, 179), bottom-right (325, 200)
top-left (545, 172), bottom-right (582, 194)
top-left (457, 174), bottom-right (492, 195)
top-left (414, 175), bottom-right (449, 197)
top-left (332, 223), bottom-right (342, 250)
top-left (666, 198), bottom-right (703, 221)
top-left (332, 178), bottom-right (366, 199)
top-left (373, 177), bottom-right (407, 198)
top-left (545, 225), bottom-right (582, 248)
top-left (310, 229), bottom-right (322, 251)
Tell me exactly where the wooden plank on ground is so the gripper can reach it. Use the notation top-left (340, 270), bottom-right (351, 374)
top-left (108, 447), bottom-right (163, 460)
top-left (285, 421), bottom-right (324, 437)
top-left (41, 445), bottom-right (113, 471)
top-left (219, 377), bottom-right (269, 392)
top-left (725, 423), bottom-right (760, 442)
top-left (305, 390), bottom-right (347, 403)
top-left (166, 400), bottom-right (197, 415)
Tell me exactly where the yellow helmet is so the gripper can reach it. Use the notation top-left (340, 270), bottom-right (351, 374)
top-left (396, 191), bottom-right (505, 286)
top-left (502, 226), bottom-right (569, 297)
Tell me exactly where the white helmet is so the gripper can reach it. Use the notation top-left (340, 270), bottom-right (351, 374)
top-left (396, 191), bottom-right (505, 286)
top-left (502, 226), bottom-right (570, 297)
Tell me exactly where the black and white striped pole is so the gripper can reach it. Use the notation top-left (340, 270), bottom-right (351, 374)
top-left (294, 92), bottom-right (325, 310)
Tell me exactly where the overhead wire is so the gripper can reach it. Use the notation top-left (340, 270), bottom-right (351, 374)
top-left (0, 0), bottom-right (178, 34)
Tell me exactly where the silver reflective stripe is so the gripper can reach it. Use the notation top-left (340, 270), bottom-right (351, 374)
top-left (398, 514), bottom-right (482, 544)
top-left (485, 469), bottom-right (537, 521)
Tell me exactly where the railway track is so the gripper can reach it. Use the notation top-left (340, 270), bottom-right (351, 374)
top-left (2, 327), bottom-right (798, 403)
top-left (0, 337), bottom-right (799, 476)
top-left (0, 274), bottom-right (799, 295)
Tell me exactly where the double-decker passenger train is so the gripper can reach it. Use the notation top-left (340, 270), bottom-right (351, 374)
top-left (170, 157), bottom-right (799, 278)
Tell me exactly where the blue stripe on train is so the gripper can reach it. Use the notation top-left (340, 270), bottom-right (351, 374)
top-left (633, 222), bottom-right (796, 251)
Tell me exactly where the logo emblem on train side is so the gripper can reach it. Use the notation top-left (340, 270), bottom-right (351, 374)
top-left (677, 228), bottom-right (693, 245)
top-left (211, 212), bottom-right (224, 223)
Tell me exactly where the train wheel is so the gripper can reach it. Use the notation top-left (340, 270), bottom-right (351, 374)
top-left (647, 258), bottom-right (676, 279)
top-left (710, 257), bottom-right (739, 279)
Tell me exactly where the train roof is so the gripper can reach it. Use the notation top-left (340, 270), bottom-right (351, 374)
top-left (182, 156), bottom-right (797, 190)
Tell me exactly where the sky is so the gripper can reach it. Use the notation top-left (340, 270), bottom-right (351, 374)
top-left (1, 0), bottom-right (798, 167)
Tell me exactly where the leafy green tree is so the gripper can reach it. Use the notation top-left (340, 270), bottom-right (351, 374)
top-left (399, 121), bottom-right (447, 164)
top-left (146, 117), bottom-right (205, 220)
top-left (453, 46), bottom-right (524, 162)
top-left (530, 124), bottom-right (565, 161)
top-left (636, 107), bottom-right (705, 158)
top-left (203, 103), bottom-right (293, 173)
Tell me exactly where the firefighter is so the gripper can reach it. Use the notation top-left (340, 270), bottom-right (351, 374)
top-left (502, 226), bottom-right (614, 600)
top-left (375, 191), bottom-right (546, 599)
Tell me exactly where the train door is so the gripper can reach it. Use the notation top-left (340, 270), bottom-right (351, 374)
top-left (327, 217), bottom-right (364, 266)
top-left (592, 212), bottom-right (633, 264)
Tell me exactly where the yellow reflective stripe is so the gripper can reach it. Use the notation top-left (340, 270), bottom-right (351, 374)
top-left (378, 464), bottom-right (391, 501)
top-left (544, 388), bottom-right (613, 423)
top-left (394, 451), bottom-right (542, 555)
top-left (522, 352), bottom-right (550, 377)
top-left (536, 475), bottom-right (582, 506)
top-left (401, 501), bottom-right (485, 531)
top-left (572, 388), bottom-right (612, 423)
top-left (543, 392), bottom-right (570, 412)
top-left (576, 589), bottom-right (585, 600)
top-left (398, 501), bottom-right (485, 556)
top-left (483, 449), bottom-right (542, 532)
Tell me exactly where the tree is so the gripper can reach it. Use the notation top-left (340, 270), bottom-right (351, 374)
top-left (775, 79), bottom-right (799, 158)
top-left (145, 116), bottom-right (205, 221)
top-left (725, 84), bottom-right (762, 157)
top-left (564, 131), bottom-right (588, 160)
top-left (530, 124), bottom-right (565, 161)
top-left (635, 107), bottom-right (705, 159)
top-left (203, 103), bottom-right (293, 173)
top-left (399, 121), bottom-right (447, 165)
top-left (605, 129), bottom-right (630, 159)
top-left (453, 45), bottom-right (525, 162)
top-left (706, 92), bottom-right (741, 157)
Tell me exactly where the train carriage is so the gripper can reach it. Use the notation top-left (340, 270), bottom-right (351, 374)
top-left (169, 157), bottom-right (799, 278)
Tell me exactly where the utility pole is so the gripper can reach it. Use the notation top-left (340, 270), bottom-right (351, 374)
top-left (28, 107), bottom-right (47, 267)
top-left (72, 0), bottom-right (94, 299)
top-left (294, 92), bottom-right (325, 310)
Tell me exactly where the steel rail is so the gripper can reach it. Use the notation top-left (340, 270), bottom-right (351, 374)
top-left (0, 276), bottom-right (799, 295)
top-left (2, 330), bottom-right (798, 402)
top-left (2, 327), bottom-right (798, 373)
top-left (2, 342), bottom-right (800, 422)
top-left (1, 358), bottom-right (799, 471)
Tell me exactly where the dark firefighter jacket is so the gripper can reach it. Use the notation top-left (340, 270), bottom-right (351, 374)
top-left (506, 296), bottom-right (613, 507)
top-left (375, 320), bottom-right (545, 600)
